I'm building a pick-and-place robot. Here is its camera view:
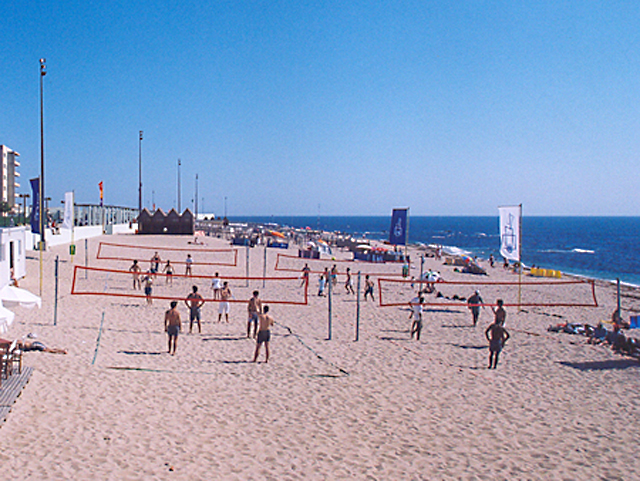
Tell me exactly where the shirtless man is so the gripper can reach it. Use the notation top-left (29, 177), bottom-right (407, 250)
top-left (485, 314), bottom-right (510, 369)
top-left (467, 290), bottom-right (484, 327)
top-left (301, 264), bottom-right (311, 287)
top-left (129, 260), bottom-right (142, 290)
top-left (247, 290), bottom-right (263, 338)
top-left (143, 272), bottom-right (153, 305)
top-left (345, 267), bottom-right (355, 295)
top-left (185, 285), bottom-right (205, 334)
top-left (252, 305), bottom-right (275, 363)
top-left (218, 281), bottom-right (232, 323)
top-left (364, 275), bottom-right (375, 301)
top-left (1, 338), bottom-right (68, 354)
top-left (150, 251), bottom-right (161, 273)
top-left (163, 260), bottom-right (174, 285)
top-left (164, 301), bottom-right (182, 355)
top-left (492, 299), bottom-right (507, 326)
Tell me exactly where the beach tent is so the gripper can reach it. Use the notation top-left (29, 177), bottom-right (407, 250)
top-left (0, 285), bottom-right (42, 309)
top-left (0, 302), bottom-right (15, 333)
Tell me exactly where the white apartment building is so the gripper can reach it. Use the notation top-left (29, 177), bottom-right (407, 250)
top-left (0, 145), bottom-right (20, 211)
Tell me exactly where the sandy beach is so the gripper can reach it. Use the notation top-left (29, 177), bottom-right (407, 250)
top-left (1, 233), bottom-right (639, 480)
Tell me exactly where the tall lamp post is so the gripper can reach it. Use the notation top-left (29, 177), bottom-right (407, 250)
top-left (18, 193), bottom-right (29, 225)
top-left (177, 159), bottom-right (181, 212)
top-left (138, 131), bottom-right (143, 213)
top-left (39, 58), bottom-right (46, 250)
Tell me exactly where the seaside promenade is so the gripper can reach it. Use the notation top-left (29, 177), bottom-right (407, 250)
top-left (0, 233), bottom-right (638, 479)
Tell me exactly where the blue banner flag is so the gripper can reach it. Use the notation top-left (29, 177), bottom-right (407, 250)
top-left (30, 177), bottom-right (40, 234)
top-left (389, 208), bottom-right (408, 245)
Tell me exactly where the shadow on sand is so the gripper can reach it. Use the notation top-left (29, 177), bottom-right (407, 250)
top-left (558, 359), bottom-right (639, 371)
top-left (117, 350), bottom-right (165, 356)
top-left (202, 336), bottom-right (247, 342)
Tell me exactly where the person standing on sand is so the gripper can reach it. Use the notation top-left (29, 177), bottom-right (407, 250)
top-left (218, 281), bottom-right (232, 323)
top-left (467, 290), bottom-right (484, 327)
top-left (247, 290), bottom-right (263, 338)
top-left (485, 313), bottom-right (510, 369)
top-left (185, 254), bottom-right (193, 276)
top-left (252, 305), bottom-right (275, 363)
top-left (163, 260), bottom-right (174, 285)
top-left (211, 272), bottom-right (222, 299)
top-left (409, 295), bottom-right (424, 340)
top-left (185, 285), bottom-right (205, 334)
top-left (150, 251), bottom-right (161, 273)
top-left (318, 273), bottom-right (326, 297)
top-left (129, 260), bottom-right (142, 290)
top-left (492, 298), bottom-right (507, 326)
top-left (143, 272), bottom-right (153, 305)
top-left (165, 301), bottom-right (181, 355)
top-left (345, 267), bottom-right (355, 294)
top-left (364, 275), bottom-right (375, 301)
top-left (301, 264), bottom-right (311, 287)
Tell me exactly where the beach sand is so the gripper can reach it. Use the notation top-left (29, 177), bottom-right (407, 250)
top-left (1, 234), bottom-right (639, 479)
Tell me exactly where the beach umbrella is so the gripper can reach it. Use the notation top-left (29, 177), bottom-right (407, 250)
top-left (0, 302), bottom-right (15, 333)
top-left (357, 244), bottom-right (371, 249)
top-left (0, 285), bottom-right (42, 309)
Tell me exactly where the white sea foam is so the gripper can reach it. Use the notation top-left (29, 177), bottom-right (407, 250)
top-left (572, 248), bottom-right (595, 254)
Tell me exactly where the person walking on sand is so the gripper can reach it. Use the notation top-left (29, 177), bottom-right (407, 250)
top-left (247, 290), bottom-right (263, 338)
top-left (211, 272), bottom-right (222, 299)
top-left (252, 305), bottom-right (275, 363)
top-left (467, 290), bottom-right (484, 327)
top-left (143, 271), bottom-right (154, 305)
top-left (485, 312), bottom-right (510, 369)
top-left (409, 295), bottom-right (424, 340)
top-left (164, 300), bottom-right (182, 355)
top-left (218, 281), bottom-right (232, 323)
top-left (330, 265), bottom-right (338, 287)
top-left (129, 260), bottom-right (142, 290)
top-left (345, 267), bottom-right (355, 295)
top-left (318, 273), bottom-right (326, 297)
top-left (185, 285), bottom-right (205, 334)
top-left (301, 264), bottom-right (311, 287)
top-left (364, 275), bottom-right (375, 301)
top-left (185, 254), bottom-right (193, 276)
top-left (163, 260), bottom-right (174, 285)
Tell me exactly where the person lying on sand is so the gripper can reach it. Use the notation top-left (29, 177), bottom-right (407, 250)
top-left (0, 338), bottom-right (67, 354)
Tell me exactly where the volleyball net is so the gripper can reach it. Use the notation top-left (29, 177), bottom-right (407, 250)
top-left (96, 241), bottom-right (239, 267)
top-left (377, 277), bottom-right (599, 308)
top-left (71, 265), bottom-right (308, 305)
top-left (274, 253), bottom-right (405, 278)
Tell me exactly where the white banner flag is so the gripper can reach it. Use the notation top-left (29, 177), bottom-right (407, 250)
top-left (62, 191), bottom-right (74, 230)
top-left (499, 205), bottom-right (521, 261)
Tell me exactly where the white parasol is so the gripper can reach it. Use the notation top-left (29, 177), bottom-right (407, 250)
top-left (0, 285), bottom-right (42, 309)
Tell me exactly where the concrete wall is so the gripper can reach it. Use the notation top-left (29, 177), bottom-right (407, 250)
top-left (27, 223), bottom-right (137, 250)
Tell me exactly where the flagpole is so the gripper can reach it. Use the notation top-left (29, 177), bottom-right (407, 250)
top-left (518, 203), bottom-right (523, 311)
top-left (71, 191), bottom-right (75, 264)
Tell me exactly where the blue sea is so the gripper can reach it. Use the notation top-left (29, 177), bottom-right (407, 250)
top-left (230, 216), bottom-right (640, 287)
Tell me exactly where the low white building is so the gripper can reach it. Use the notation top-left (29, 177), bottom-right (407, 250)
top-left (0, 226), bottom-right (26, 287)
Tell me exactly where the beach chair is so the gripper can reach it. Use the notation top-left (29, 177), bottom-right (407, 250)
top-left (1, 340), bottom-right (21, 378)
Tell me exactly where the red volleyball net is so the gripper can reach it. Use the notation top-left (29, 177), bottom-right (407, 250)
top-left (377, 277), bottom-right (599, 308)
top-left (274, 252), bottom-right (405, 278)
top-left (71, 265), bottom-right (308, 305)
top-left (96, 241), bottom-right (239, 267)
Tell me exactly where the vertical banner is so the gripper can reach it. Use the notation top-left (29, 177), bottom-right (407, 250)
top-left (63, 191), bottom-right (74, 229)
top-left (30, 177), bottom-right (40, 234)
top-left (389, 208), bottom-right (408, 245)
top-left (99, 181), bottom-right (104, 207)
top-left (499, 205), bottom-right (521, 261)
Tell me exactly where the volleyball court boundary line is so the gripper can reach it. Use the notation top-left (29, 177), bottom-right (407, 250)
top-left (71, 265), bottom-right (309, 306)
top-left (274, 252), bottom-right (405, 277)
top-left (377, 277), bottom-right (599, 308)
top-left (96, 241), bottom-right (239, 267)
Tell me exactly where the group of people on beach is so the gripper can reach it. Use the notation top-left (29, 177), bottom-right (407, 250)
top-left (307, 264), bottom-right (374, 300)
top-left (163, 288), bottom-right (274, 362)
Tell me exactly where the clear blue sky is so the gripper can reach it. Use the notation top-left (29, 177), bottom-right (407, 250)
top-left (2, 1), bottom-right (639, 216)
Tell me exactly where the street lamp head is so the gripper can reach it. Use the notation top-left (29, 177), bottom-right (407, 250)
top-left (139, 130), bottom-right (143, 140)
top-left (40, 58), bottom-right (46, 76)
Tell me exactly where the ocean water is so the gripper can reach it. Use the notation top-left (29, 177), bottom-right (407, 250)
top-left (231, 216), bottom-right (640, 286)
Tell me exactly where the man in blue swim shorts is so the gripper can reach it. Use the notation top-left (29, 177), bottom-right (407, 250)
top-left (164, 301), bottom-right (182, 355)
top-left (252, 305), bottom-right (275, 363)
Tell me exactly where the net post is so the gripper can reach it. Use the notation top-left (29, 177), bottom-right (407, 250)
top-left (355, 271), bottom-right (361, 342)
top-left (245, 246), bottom-right (249, 287)
top-left (617, 278), bottom-right (621, 316)
top-left (327, 274), bottom-right (332, 341)
top-left (54, 255), bottom-right (59, 326)
top-left (85, 238), bottom-right (89, 279)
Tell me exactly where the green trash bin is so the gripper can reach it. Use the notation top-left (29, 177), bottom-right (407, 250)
top-left (70, 244), bottom-right (76, 255)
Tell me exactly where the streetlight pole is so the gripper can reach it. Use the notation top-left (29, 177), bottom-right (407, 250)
top-left (177, 159), bottom-right (181, 212)
top-left (138, 131), bottom-right (143, 213)
top-left (195, 174), bottom-right (198, 219)
top-left (39, 58), bottom-right (46, 250)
